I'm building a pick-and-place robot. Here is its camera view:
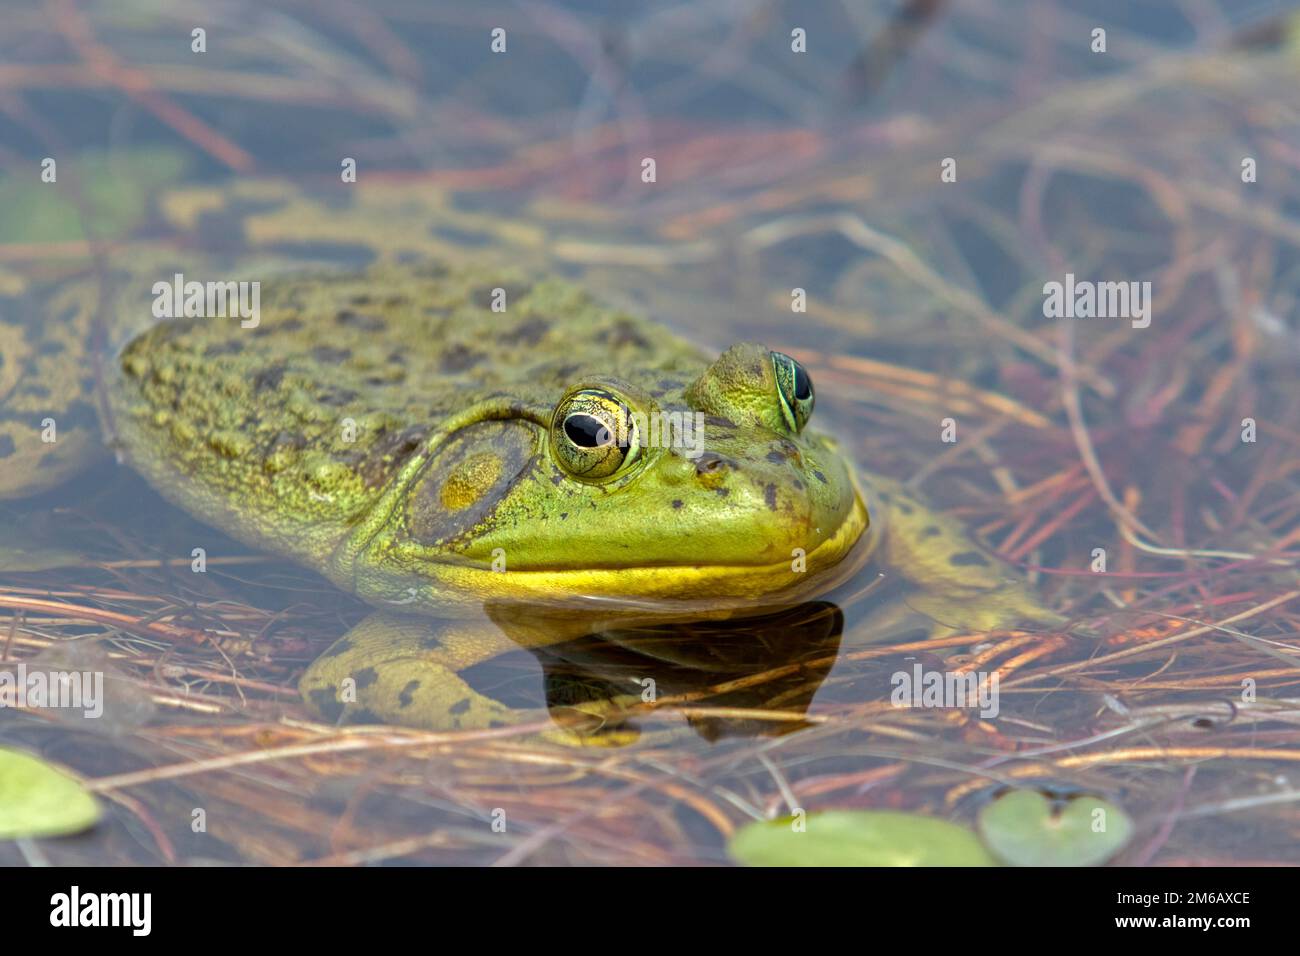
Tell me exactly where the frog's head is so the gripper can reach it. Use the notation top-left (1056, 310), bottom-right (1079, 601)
top-left (351, 343), bottom-right (869, 611)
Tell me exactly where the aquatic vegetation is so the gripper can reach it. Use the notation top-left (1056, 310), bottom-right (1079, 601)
top-left (0, 747), bottom-right (100, 840)
top-left (0, 0), bottom-right (1296, 867)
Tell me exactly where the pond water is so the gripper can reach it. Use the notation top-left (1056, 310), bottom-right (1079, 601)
top-left (1, 0), bottom-right (1298, 866)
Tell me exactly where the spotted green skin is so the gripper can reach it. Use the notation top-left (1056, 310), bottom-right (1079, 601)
top-left (3, 258), bottom-right (1057, 738)
top-left (106, 262), bottom-right (865, 610)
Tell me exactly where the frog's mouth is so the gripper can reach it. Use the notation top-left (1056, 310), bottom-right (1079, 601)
top-left (432, 490), bottom-right (872, 613)
top-left (342, 443), bottom-right (872, 615)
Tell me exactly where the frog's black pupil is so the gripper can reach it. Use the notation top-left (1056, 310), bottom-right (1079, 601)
top-left (564, 413), bottom-right (611, 448)
top-left (793, 364), bottom-right (812, 402)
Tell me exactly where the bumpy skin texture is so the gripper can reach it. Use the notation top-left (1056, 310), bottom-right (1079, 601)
top-left (5, 257), bottom-right (1058, 737)
top-left (108, 264), bottom-right (868, 613)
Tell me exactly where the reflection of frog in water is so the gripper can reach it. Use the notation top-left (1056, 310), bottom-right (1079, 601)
top-left (526, 602), bottom-right (846, 744)
top-left (3, 250), bottom-right (1059, 741)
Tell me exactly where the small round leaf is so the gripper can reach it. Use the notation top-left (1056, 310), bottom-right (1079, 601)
top-left (0, 747), bottom-right (101, 840)
top-left (730, 810), bottom-right (997, 867)
top-left (977, 789), bottom-right (1133, 867)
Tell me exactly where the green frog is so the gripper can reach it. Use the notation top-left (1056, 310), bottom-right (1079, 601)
top-left (0, 188), bottom-right (1059, 741)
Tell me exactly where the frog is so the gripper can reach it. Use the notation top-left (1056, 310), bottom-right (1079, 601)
top-left (0, 186), bottom-right (1061, 742)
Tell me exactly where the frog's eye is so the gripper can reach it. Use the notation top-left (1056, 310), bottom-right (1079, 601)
top-left (771, 351), bottom-right (815, 432)
top-left (551, 388), bottom-right (640, 481)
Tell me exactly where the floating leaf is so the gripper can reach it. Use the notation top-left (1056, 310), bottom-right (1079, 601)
top-left (0, 147), bottom-right (186, 245)
top-left (0, 747), bottom-right (101, 840)
top-left (977, 789), bottom-right (1133, 867)
top-left (730, 810), bottom-right (997, 867)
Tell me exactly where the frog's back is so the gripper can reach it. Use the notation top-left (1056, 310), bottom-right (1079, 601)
top-left (107, 262), bottom-right (708, 563)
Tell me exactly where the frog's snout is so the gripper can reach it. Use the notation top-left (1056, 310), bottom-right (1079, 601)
top-left (646, 431), bottom-right (857, 561)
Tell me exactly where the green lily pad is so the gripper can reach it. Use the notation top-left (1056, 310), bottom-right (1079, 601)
top-left (0, 147), bottom-right (185, 246)
top-left (729, 810), bottom-right (997, 867)
top-left (0, 747), bottom-right (101, 840)
top-left (976, 789), bottom-right (1133, 867)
